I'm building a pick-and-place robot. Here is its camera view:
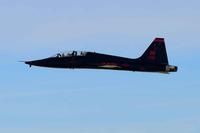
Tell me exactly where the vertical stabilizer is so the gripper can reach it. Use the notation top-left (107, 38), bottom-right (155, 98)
top-left (140, 38), bottom-right (169, 65)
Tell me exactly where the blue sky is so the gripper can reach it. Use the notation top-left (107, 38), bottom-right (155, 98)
top-left (0, 0), bottom-right (200, 133)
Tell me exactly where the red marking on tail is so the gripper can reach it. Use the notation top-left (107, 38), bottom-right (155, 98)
top-left (155, 38), bottom-right (164, 43)
top-left (148, 47), bottom-right (157, 60)
top-left (149, 50), bottom-right (156, 56)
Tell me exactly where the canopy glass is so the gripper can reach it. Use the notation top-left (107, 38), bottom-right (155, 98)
top-left (52, 51), bottom-right (88, 58)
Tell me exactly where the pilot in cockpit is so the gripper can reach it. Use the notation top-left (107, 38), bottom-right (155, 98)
top-left (56, 53), bottom-right (61, 58)
top-left (72, 51), bottom-right (77, 56)
top-left (55, 51), bottom-right (86, 58)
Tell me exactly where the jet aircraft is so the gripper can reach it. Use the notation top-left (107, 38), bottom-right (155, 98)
top-left (24, 38), bottom-right (178, 73)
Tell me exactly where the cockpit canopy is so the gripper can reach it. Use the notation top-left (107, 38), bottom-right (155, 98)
top-left (52, 51), bottom-right (88, 58)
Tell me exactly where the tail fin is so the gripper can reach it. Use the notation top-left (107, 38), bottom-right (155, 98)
top-left (140, 38), bottom-right (169, 65)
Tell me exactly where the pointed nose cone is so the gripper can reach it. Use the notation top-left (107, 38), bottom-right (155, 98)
top-left (25, 61), bottom-right (33, 67)
top-left (24, 60), bottom-right (44, 67)
top-left (24, 58), bottom-right (54, 68)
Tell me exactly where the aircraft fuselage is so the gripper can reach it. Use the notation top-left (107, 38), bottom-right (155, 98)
top-left (25, 38), bottom-right (178, 73)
